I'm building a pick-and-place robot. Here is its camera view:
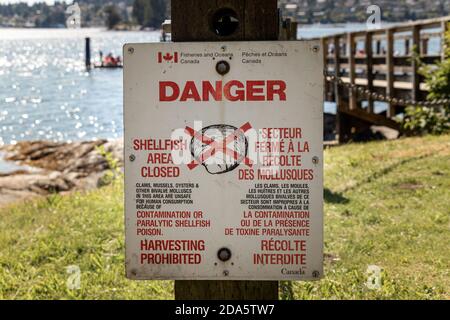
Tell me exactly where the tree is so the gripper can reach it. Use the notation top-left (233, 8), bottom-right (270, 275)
top-left (148, 0), bottom-right (166, 28)
top-left (132, 0), bottom-right (148, 26)
top-left (104, 5), bottom-right (122, 30)
top-left (132, 0), bottom-right (167, 28)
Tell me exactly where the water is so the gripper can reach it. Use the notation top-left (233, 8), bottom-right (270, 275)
top-left (298, 23), bottom-right (374, 39)
top-left (0, 25), bottom-right (442, 146)
top-left (0, 28), bottom-right (160, 146)
top-left (0, 151), bottom-right (34, 173)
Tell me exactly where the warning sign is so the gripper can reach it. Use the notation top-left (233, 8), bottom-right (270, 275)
top-left (124, 41), bottom-right (323, 280)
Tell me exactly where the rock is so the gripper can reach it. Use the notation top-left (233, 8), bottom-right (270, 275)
top-left (370, 126), bottom-right (400, 140)
top-left (1, 140), bottom-right (108, 172)
top-left (0, 173), bottom-right (45, 191)
top-left (0, 139), bottom-right (124, 207)
top-left (353, 126), bottom-right (400, 142)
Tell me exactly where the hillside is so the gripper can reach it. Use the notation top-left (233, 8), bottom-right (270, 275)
top-left (0, 135), bottom-right (449, 299)
top-left (1, 0), bottom-right (450, 28)
top-left (280, 0), bottom-right (450, 23)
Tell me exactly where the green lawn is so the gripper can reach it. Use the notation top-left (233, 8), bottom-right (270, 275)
top-left (0, 135), bottom-right (449, 300)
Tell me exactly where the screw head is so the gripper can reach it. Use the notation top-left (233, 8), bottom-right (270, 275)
top-left (312, 270), bottom-right (320, 278)
top-left (129, 154), bottom-right (136, 162)
top-left (312, 45), bottom-right (320, 53)
top-left (223, 270), bottom-right (229, 277)
top-left (217, 247), bottom-right (232, 262)
top-left (221, 45), bottom-right (227, 52)
top-left (127, 47), bottom-right (134, 54)
top-left (216, 60), bottom-right (230, 75)
top-left (312, 156), bottom-right (319, 165)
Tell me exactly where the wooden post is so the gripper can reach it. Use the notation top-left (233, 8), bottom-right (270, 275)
top-left (171, 0), bottom-right (279, 300)
top-left (171, 0), bottom-right (278, 42)
top-left (290, 21), bottom-right (298, 40)
top-left (442, 21), bottom-right (448, 62)
top-left (333, 35), bottom-right (348, 143)
top-left (175, 281), bottom-right (278, 300)
top-left (333, 36), bottom-right (342, 111)
top-left (386, 28), bottom-right (395, 118)
top-left (321, 37), bottom-right (329, 101)
top-left (421, 38), bottom-right (429, 55)
top-left (347, 33), bottom-right (356, 110)
top-left (411, 25), bottom-right (421, 102)
top-left (365, 32), bottom-right (374, 114)
top-left (405, 38), bottom-right (410, 55)
top-left (375, 39), bottom-right (382, 55)
top-left (85, 37), bottom-right (91, 70)
top-left (280, 19), bottom-right (298, 41)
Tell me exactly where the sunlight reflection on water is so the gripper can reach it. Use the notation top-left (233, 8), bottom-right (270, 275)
top-left (1, 25), bottom-right (442, 145)
top-left (0, 28), bottom-right (160, 145)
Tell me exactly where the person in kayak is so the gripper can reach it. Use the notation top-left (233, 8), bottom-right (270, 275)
top-left (104, 53), bottom-right (116, 66)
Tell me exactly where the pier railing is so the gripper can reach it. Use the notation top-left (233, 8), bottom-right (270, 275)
top-left (319, 16), bottom-right (449, 142)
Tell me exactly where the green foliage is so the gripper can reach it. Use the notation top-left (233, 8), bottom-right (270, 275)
top-left (0, 1), bottom-right (132, 28)
top-left (402, 106), bottom-right (450, 135)
top-left (280, 281), bottom-right (295, 300)
top-left (132, 0), bottom-right (167, 28)
top-left (132, 0), bottom-right (147, 26)
top-left (0, 180), bottom-right (172, 300)
top-left (96, 146), bottom-right (123, 187)
top-left (421, 25), bottom-right (450, 101)
top-left (104, 5), bottom-right (122, 30)
top-left (0, 135), bottom-right (449, 299)
top-left (402, 25), bottom-right (450, 136)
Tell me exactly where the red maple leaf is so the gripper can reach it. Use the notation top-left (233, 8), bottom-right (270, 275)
top-left (163, 53), bottom-right (173, 61)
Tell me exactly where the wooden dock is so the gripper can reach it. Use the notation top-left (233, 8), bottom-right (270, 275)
top-left (319, 16), bottom-right (449, 142)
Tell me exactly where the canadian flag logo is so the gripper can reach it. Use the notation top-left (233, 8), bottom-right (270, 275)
top-left (158, 52), bottom-right (179, 63)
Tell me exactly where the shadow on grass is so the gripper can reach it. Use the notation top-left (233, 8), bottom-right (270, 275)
top-left (343, 153), bottom-right (433, 193)
top-left (324, 188), bottom-right (349, 204)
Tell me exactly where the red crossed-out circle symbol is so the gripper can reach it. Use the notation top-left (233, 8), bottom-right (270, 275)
top-left (185, 122), bottom-right (253, 170)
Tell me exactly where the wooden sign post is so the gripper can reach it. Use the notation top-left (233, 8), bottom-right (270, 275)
top-left (172, 0), bottom-right (278, 300)
top-left (123, 0), bottom-right (323, 301)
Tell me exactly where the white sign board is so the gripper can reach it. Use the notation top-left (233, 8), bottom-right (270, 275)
top-left (124, 41), bottom-right (323, 280)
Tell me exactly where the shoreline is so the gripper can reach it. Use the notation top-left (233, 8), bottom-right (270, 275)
top-left (0, 139), bottom-right (123, 208)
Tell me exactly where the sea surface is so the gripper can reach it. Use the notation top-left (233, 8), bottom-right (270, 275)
top-left (0, 28), bottom-right (160, 147)
top-left (0, 25), bottom-right (442, 148)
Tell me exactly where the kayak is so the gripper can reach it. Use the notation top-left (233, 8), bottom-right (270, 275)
top-left (93, 64), bottom-right (123, 69)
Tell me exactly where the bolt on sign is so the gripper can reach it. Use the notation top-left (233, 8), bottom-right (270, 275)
top-left (124, 41), bottom-right (324, 280)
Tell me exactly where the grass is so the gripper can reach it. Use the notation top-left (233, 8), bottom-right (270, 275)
top-left (0, 135), bottom-right (449, 300)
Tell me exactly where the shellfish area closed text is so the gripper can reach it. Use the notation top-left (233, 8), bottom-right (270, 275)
top-left (124, 41), bottom-right (324, 280)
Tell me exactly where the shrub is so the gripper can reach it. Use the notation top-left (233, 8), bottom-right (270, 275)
top-left (401, 24), bottom-right (450, 135)
top-left (402, 105), bottom-right (449, 135)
